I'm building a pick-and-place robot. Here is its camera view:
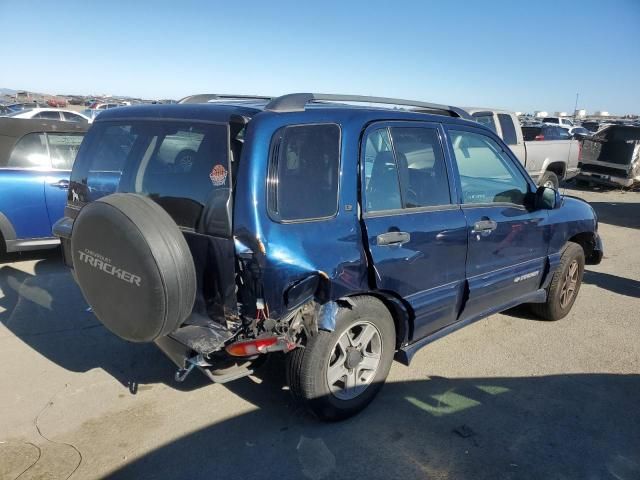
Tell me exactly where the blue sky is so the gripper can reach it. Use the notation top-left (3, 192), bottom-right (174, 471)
top-left (1, 0), bottom-right (638, 114)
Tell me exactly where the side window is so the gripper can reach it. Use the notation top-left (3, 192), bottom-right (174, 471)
top-left (364, 128), bottom-right (401, 211)
top-left (364, 126), bottom-right (451, 211)
top-left (268, 124), bottom-right (340, 221)
top-left (557, 128), bottom-right (570, 140)
top-left (35, 111), bottom-right (61, 120)
top-left (48, 133), bottom-right (84, 170)
top-left (473, 114), bottom-right (497, 133)
top-left (497, 114), bottom-right (518, 145)
top-left (389, 127), bottom-right (450, 207)
top-left (7, 133), bottom-right (50, 168)
top-left (450, 130), bottom-right (529, 205)
top-left (62, 112), bottom-right (84, 123)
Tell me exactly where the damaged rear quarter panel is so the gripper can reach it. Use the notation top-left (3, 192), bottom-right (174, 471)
top-left (232, 110), bottom-right (370, 321)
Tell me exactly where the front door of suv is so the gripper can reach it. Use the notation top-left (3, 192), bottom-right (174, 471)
top-left (445, 126), bottom-right (548, 320)
top-left (362, 122), bottom-right (467, 340)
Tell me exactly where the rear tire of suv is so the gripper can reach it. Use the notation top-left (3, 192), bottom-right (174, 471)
top-left (539, 171), bottom-right (560, 190)
top-left (287, 296), bottom-right (395, 421)
top-left (531, 242), bottom-right (585, 321)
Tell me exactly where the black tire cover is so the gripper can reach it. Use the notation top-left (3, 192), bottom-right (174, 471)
top-left (71, 193), bottom-right (196, 342)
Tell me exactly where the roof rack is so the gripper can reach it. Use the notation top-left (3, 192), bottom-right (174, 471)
top-left (264, 93), bottom-right (471, 119)
top-left (178, 94), bottom-right (272, 104)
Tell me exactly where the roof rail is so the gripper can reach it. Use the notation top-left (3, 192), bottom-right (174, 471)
top-left (264, 93), bottom-right (471, 119)
top-left (178, 94), bottom-right (273, 104)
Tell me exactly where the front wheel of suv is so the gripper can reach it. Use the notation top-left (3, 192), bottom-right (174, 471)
top-left (531, 242), bottom-right (585, 321)
top-left (287, 296), bottom-right (395, 421)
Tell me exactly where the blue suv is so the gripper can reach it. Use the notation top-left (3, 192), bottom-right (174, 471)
top-left (0, 118), bottom-right (87, 256)
top-left (54, 93), bottom-right (602, 420)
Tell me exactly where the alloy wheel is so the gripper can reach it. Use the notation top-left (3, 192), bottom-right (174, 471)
top-left (326, 321), bottom-right (382, 400)
top-left (560, 259), bottom-right (579, 308)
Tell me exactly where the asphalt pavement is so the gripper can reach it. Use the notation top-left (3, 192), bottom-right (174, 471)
top-left (1, 185), bottom-right (638, 480)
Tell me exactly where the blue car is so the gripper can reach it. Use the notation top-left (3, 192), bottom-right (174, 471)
top-left (54, 93), bottom-right (602, 420)
top-left (0, 118), bottom-right (87, 256)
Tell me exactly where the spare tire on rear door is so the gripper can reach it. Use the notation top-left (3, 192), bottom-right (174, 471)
top-left (71, 193), bottom-right (196, 342)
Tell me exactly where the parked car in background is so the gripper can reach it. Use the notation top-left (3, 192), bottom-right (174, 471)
top-left (581, 121), bottom-right (601, 133)
top-left (0, 118), bottom-right (87, 255)
top-left (542, 116), bottom-right (574, 128)
top-left (80, 108), bottom-right (103, 123)
top-left (577, 124), bottom-right (640, 187)
top-left (522, 124), bottom-right (571, 141)
top-left (47, 97), bottom-right (68, 108)
top-left (467, 108), bottom-right (580, 189)
top-left (68, 96), bottom-right (85, 105)
top-left (6, 108), bottom-right (90, 124)
top-left (568, 126), bottom-right (591, 139)
top-left (89, 102), bottom-right (122, 110)
top-left (4, 102), bottom-right (45, 112)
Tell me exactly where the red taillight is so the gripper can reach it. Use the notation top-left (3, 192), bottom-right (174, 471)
top-left (534, 134), bottom-right (545, 141)
top-left (225, 336), bottom-right (295, 357)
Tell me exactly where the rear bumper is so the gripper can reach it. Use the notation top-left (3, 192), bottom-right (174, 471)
top-left (577, 171), bottom-right (635, 187)
top-left (52, 216), bottom-right (74, 268)
top-left (5, 237), bottom-right (60, 253)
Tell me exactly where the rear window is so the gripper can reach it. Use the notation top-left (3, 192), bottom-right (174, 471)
top-left (71, 120), bottom-right (230, 230)
top-left (542, 117), bottom-right (558, 124)
top-left (267, 124), bottom-right (340, 222)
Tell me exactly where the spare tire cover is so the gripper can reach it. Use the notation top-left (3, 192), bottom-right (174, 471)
top-left (71, 193), bottom-right (196, 342)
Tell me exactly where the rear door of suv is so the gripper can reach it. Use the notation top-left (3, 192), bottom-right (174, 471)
top-left (361, 121), bottom-right (467, 339)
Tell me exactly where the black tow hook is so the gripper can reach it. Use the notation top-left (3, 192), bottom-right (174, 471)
top-left (174, 355), bottom-right (211, 383)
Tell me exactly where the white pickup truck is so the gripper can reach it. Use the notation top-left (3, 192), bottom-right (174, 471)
top-left (465, 108), bottom-right (580, 189)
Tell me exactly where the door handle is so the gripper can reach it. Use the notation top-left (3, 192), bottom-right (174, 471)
top-left (472, 219), bottom-right (497, 233)
top-left (49, 179), bottom-right (69, 189)
top-left (377, 231), bottom-right (410, 246)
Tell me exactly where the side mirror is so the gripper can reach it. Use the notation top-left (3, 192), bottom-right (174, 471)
top-left (535, 186), bottom-right (561, 210)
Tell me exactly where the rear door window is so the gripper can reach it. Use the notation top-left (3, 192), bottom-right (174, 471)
top-left (363, 125), bottom-right (451, 212)
top-left (497, 114), bottom-right (518, 145)
top-left (268, 124), bottom-right (341, 221)
top-left (7, 132), bottom-right (50, 168)
top-left (35, 111), bottom-right (62, 120)
top-left (389, 127), bottom-right (450, 208)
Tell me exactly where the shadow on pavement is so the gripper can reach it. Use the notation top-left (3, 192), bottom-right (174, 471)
top-left (0, 252), bottom-right (207, 392)
top-left (584, 270), bottom-right (640, 299)
top-left (106, 366), bottom-right (640, 480)
top-left (588, 201), bottom-right (640, 229)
